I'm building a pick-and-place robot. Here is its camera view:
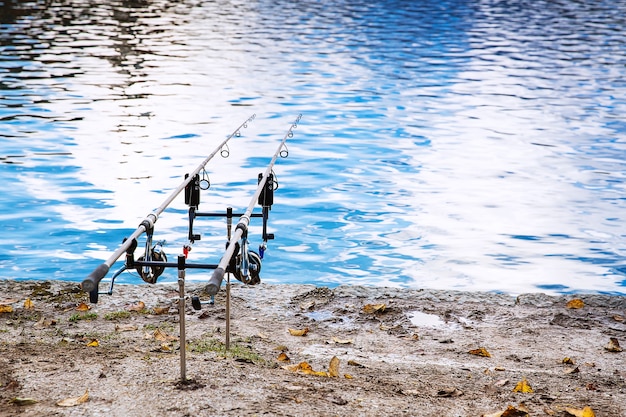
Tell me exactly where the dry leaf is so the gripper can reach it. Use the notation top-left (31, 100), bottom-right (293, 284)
top-left (23, 298), bottom-right (34, 309)
top-left (152, 307), bottom-right (169, 315)
top-left (0, 304), bottom-right (14, 314)
top-left (437, 387), bottom-right (463, 397)
top-left (347, 360), bottom-right (365, 368)
top-left (10, 397), bottom-right (38, 406)
top-left (75, 302), bottom-right (91, 311)
top-left (288, 327), bottom-right (309, 337)
top-left (494, 379), bottom-right (509, 387)
top-left (468, 347), bottom-right (491, 357)
top-left (277, 352), bottom-right (290, 362)
top-left (33, 317), bottom-right (56, 329)
top-left (344, 374), bottom-right (353, 379)
top-left (328, 356), bottom-right (340, 377)
top-left (127, 301), bottom-right (146, 312)
top-left (285, 361), bottom-right (328, 377)
top-left (564, 366), bottom-right (580, 374)
top-left (332, 336), bottom-right (353, 344)
top-left (115, 324), bottom-right (138, 332)
top-left (482, 405), bottom-right (529, 417)
top-left (604, 337), bottom-right (622, 352)
top-left (566, 299), bottom-right (585, 309)
top-left (154, 328), bottom-right (177, 341)
top-left (512, 378), bottom-right (533, 393)
top-left (613, 315), bottom-right (625, 322)
top-left (57, 389), bottom-right (89, 407)
top-left (362, 303), bottom-right (386, 314)
top-left (86, 339), bottom-right (99, 347)
top-left (564, 406), bottom-right (596, 417)
top-left (273, 345), bottom-right (289, 351)
top-left (562, 357), bottom-right (575, 365)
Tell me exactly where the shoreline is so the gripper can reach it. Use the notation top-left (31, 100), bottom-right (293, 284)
top-left (1, 279), bottom-right (625, 416)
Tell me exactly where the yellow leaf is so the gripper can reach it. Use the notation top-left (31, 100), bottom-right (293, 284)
top-left (86, 339), bottom-right (99, 347)
top-left (328, 356), bottom-right (340, 377)
top-left (23, 298), bottom-right (34, 309)
top-left (564, 406), bottom-right (596, 417)
top-left (566, 299), bottom-right (585, 309)
top-left (562, 357), bottom-right (575, 365)
top-left (0, 304), bottom-right (14, 314)
top-left (10, 397), bottom-right (38, 406)
top-left (332, 336), bottom-right (353, 344)
top-left (362, 303), bottom-right (386, 314)
top-left (285, 361), bottom-right (329, 377)
top-left (75, 302), bottom-right (91, 311)
top-left (512, 378), bottom-right (533, 393)
top-left (127, 301), bottom-right (146, 312)
top-left (56, 389), bottom-right (89, 407)
top-left (277, 352), bottom-right (290, 362)
top-left (344, 374), bottom-right (353, 379)
top-left (604, 337), bottom-right (622, 352)
top-left (468, 347), bottom-right (491, 357)
top-left (288, 327), bottom-right (309, 336)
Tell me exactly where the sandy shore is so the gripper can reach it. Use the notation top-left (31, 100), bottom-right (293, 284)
top-left (0, 279), bottom-right (625, 416)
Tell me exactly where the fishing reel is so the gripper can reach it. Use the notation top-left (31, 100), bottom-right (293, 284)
top-left (225, 239), bottom-right (262, 285)
top-left (136, 240), bottom-right (167, 284)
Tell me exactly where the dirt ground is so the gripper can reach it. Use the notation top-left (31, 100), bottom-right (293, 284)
top-left (0, 279), bottom-right (625, 417)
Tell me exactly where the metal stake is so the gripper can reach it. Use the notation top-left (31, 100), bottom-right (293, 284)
top-left (177, 255), bottom-right (187, 382)
top-left (226, 207), bottom-right (232, 350)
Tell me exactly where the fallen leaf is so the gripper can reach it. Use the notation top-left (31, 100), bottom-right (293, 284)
top-left (344, 374), bottom-right (353, 379)
top-left (284, 361), bottom-right (328, 377)
top-left (33, 317), bottom-right (56, 329)
top-left (273, 345), bottom-right (289, 351)
top-left (154, 328), bottom-right (178, 341)
top-left (23, 298), bottom-right (34, 309)
top-left (328, 356), bottom-right (340, 377)
top-left (115, 324), bottom-right (138, 332)
top-left (288, 327), bottom-right (309, 337)
top-left (56, 389), bottom-right (89, 407)
top-left (566, 299), bottom-right (584, 309)
top-left (127, 301), bottom-right (146, 312)
top-left (362, 303), bottom-right (386, 314)
top-left (512, 378), bottom-right (533, 393)
top-left (0, 304), bottom-right (14, 314)
top-left (75, 302), bottom-right (91, 311)
top-left (10, 397), bottom-right (38, 406)
top-left (86, 339), bottom-right (99, 347)
top-left (468, 347), bottom-right (491, 357)
top-left (0, 298), bottom-right (18, 304)
top-left (437, 387), bottom-right (463, 397)
top-left (347, 360), bottom-right (366, 368)
top-left (613, 315), bottom-right (625, 322)
top-left (277, 352), bottom-right (290, 362)
top-left (564, 406), bottom-right (596, 417)
top-left (331, 336), bottom-right (353, 344)
top-left (564, 366), bottom-right (580, 374)
top-left (152, 307), bottom-right (169, 315)
top-left (604, 337), bottom-right (622, 352)
top-left (494, 379), bottom-right (509, 387)
top-left (482, 405), bottom-right (529, 417)
top-left (562, 357), bottom-right (575, 365)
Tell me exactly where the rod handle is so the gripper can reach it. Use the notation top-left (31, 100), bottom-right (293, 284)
top-left (205, 267), bottom-right (225, 295)
top-left (81, 264), bottom-right (110, 293)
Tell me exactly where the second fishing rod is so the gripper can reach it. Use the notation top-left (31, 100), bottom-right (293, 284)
top-left (204, 113), bottom-right (302, 296)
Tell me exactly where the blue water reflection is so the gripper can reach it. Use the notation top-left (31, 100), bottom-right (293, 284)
top-left (1, 0), bottom-right (625, 295)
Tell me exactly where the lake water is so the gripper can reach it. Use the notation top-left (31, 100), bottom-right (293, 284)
top-left (1, 0), bottom-right (625, 295)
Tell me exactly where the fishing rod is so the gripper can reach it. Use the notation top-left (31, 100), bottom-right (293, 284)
top-left (204, 113), bottom-right (301, 296)
top-left (81, 114), bottom-right (256, 295)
